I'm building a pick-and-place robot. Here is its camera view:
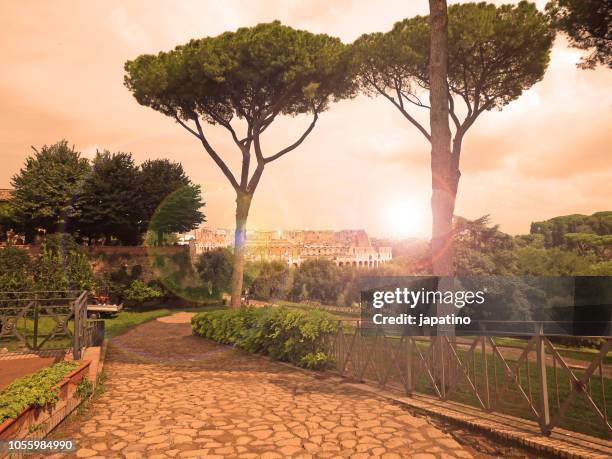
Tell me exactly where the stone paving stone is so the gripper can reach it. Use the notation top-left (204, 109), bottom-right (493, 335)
top-left (43, 314), bottom-right (473, 458)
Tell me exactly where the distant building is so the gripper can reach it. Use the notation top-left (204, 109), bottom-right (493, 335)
top-left (185, 226), bottom-right (392, 268)
top-left (183, 227), bottom-right (233, 259)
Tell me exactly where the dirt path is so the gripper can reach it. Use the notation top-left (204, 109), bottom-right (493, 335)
top-left (48, 313), bottom-right (476, 458)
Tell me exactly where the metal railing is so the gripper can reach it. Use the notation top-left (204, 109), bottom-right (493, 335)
top-left (0, 291), bottom-right (103, 359)
top-left (327, 320), bottom-right (611, 439)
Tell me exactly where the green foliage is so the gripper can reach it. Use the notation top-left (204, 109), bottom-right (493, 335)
top-left (451, 214), bottom-right (612, 276)
top-left (515, 246), bottom-right (597, 276)
top-left (352, 2), bottom-right (554, 122)
top-left (149, 185), bottom-right (205, 245)
top-left (0, 202), bottom-right (16, 237)
top-left (454, 216), bottom-right (517, 275)
top-left (102, 264), bottom-right (142, 303)
top-left (75, 376), bottom-right (94, 400)
top-left (138, 159), bottom-right (192, 234)
top-left (77, 151), bottom-right (142, 245)
top-left (0, 361), bottom-right (79, 423)
top-left (565, 233), bottom-right (612, 258)
top-left (10, 141), bottom-right (90, 238)
top-left (123, 280), bottom-right (163, 305)
top-left (191, 306), bottom-right (338, 369)
top-left (0, 234), bottom-right (94, 293)
top-left (125, 21), bottom-right (355, 123)
top-left (0, 246), bottom-right (33, 292)
top-left (290, 259), bottom-right (346, 304)
top-left (247, 260), bottom-right (291, 300)
top-left (588, 261), bottom-right (612, 276)
top-left (10, 142), bottom-right (201, 245)
top-left (34, 234), bottom-right (95, 291)
top-left (154, 250), bottom-right (216, 303)
top-left (546, 0), bottom-right (611, 69)
top-left (195, 248), bottom-right (233, 297)
top-left (531, 212), bottom-right (612, 247)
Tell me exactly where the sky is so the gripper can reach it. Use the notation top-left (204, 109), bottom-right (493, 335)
top-left (0, 0), bottom-right (610, 239)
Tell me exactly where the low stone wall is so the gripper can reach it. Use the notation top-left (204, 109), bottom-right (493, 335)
top-left (9, 245), bottom-right (189, 283)
top-left (0, 361), bottom-right (91, 441)
top-left (86, 246), bottom-right (188, 282)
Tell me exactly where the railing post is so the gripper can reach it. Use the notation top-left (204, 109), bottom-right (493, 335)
top-left (73, 295), bottom-right (81, 360)
top-left (482, 336), bottom-right (490, 410)
top-left (33, 294), bottom-right (39, 349)
top-left (406, 336), bottom-right (413, 393)
top-left (536, 323), bottom-right (550, 434)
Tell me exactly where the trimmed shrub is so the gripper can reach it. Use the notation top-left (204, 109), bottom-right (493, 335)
top-left (124, 279), bottom-right (163, 305)
top-left (191, 307), bottom-right (338, 370)
top-left (0, 361), bottom-right (79, 423)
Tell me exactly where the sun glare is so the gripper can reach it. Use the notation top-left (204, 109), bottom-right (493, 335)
top-left (385, 199), bottom-right (427, 238)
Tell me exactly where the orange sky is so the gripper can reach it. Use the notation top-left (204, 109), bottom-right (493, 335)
top-left (1, 0), bottom-right (610, 238)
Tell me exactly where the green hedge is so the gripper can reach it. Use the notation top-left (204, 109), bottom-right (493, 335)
top-left (0, 361), bottom-right (79, 423)
top-left (191, 306), bottom-right (338, 370)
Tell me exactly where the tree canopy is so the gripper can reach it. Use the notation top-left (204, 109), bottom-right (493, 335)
top-left (546, 0), bottom-right (612, 69)
top-left (149, 184), bottom-right (205, 245)
top-left (125, 20), bottom-right (354, 194)
top-left (530, 211), bottom-right (612, 246)
top-left (77, 151), bottom-right (142, 245)
top-left (352, 1), bottom-right (554, 153)
top-left (10, 141), bottom-right (90, 238)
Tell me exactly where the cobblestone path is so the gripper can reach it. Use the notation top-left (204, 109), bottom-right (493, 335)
top-left (49, 313), bottom-right (475, 458)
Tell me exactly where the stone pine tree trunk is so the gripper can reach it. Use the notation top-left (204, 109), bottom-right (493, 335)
top-left (429, 0), bottom-right (454, 277)
top-left (230, 192), bottom-right (252, 308)
top-left (428, 0), bottom-right (456, 389)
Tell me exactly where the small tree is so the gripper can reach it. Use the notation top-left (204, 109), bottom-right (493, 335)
top-left (249, 260), bottom-right (291, 300)
top-left (352, 2), bottom-right (554, 275)
top-left (546, 0), bottom-right (611, 69)
top-left (77, 151), bottom-right (142, 245)
top-left (125, 21), bottom-right (354, 307)
top-left (196, 248), bottom-right (233, 298)
top-left (11, 141), bottom-right (90, 240)
top-left (148, 184), bottom-right (205, 245)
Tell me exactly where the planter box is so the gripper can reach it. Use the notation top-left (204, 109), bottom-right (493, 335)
top-left (0, 360), bottom-right (91, 441)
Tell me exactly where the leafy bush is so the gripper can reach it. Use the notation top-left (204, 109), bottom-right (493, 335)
top-left (33, 233), bottom-right (95, 291)
top-left (192, 306), bottom-right (338, 370)
top-left (0, 246), bottom-right (33, 292)
top-left (0, 361), bottom-right (79, 423)
top-left (247, 260), bottom-right (291, 300)
top-left (196, 248), bottom-right (233, 297)
top-left (124, 279), bottom-right (163, 305)
top-left (0, 234), bottom-right (95, 293)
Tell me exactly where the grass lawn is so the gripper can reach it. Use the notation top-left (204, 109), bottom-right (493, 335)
top-left (103, 304), bottom-right (226, 338)
top-left (275, 299), bottom-right (360, 320)
top-left (491, 336), bottom-right (612, 365)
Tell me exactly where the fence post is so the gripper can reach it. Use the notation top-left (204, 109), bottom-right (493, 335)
top-left (73, 295), bottom-right (81, 360)
top-left (482, 336), bottom-right (490, 410)
top-left (406, 337), bottom-right (413, 394)
top-left (535, 323), bottom-right (550, 434)
top-left (33, 294), bottom-right (39, 349)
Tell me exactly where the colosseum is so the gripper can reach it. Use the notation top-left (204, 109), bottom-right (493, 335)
top-left (185, 227), bottom-right (392, 268)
